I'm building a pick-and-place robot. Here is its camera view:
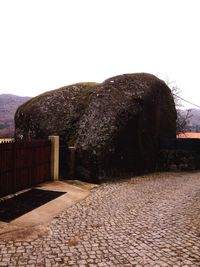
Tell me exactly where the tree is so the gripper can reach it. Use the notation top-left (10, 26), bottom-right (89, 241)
top-left (165, 78), bottom-right (192, 134)
top-left (176, 109), bottom-right (191, 134)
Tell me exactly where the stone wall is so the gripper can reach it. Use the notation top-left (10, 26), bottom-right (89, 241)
top-left (157, 138), bottom-right (200, 172)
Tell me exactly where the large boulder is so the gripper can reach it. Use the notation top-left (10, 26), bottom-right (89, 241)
top-left (15, 73), bottom-right (177, 182)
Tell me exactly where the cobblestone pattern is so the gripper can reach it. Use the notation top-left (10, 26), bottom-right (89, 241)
top-left (1, 172), bottom-right (200, 266)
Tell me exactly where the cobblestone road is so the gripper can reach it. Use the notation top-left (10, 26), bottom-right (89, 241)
top-left (1, 172), bottom-right (200, 266)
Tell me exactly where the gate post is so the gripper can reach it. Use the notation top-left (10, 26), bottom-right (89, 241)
top-left (49, 136), bottom-right (59, 181)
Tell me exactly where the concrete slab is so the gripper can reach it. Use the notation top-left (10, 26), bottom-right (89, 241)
top-left (0, 180), bottom-right (97, 241)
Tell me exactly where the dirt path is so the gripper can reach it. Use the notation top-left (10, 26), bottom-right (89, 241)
top-left (0, 172), bottom-right (200, 266)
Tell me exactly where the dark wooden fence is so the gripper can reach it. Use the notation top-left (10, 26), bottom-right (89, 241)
top-left (0, 140), bottom-right (51, 198)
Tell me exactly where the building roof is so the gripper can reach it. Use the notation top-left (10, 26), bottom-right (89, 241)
top-left (177, 132), bottom-right (200, 139)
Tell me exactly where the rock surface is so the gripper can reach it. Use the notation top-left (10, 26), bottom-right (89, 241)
top-left (15, 83), bottom-right (98, 143)
top-left (15, 73), bottom-right (177, 182)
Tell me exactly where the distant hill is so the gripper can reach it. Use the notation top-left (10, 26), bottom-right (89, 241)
top-left (180, 109), bottom-right (200, 132)
top-left (0, 94), bottom-right (31, 137)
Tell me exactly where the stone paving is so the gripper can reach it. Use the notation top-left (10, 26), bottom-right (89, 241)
top-left (1, 172), bottom-right (200, 266)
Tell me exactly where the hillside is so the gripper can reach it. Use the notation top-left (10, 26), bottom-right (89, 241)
top-left (0, 94), bottom-right (31, 137)
top-left (180, 109), bottom-right (200, 132)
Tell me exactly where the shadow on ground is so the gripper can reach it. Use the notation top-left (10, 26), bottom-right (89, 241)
top-left (0, 189), bottom-right (66, 222)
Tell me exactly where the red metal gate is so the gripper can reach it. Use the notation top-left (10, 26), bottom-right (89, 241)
top-left (0, 140), bottom-right (51, 198)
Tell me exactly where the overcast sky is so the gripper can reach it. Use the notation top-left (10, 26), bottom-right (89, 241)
top-left (0, 0), bottom-right (199, 108)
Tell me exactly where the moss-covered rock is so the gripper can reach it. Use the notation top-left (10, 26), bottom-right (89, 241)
top-left (15, 73), bottom-right (176, 182)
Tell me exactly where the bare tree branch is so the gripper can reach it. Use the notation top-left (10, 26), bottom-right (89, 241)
top-left (164, 77), bottom-right (192, 134)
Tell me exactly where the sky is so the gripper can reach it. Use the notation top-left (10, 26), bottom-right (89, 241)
top-left (0, 0), bottom-right (200, 109)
